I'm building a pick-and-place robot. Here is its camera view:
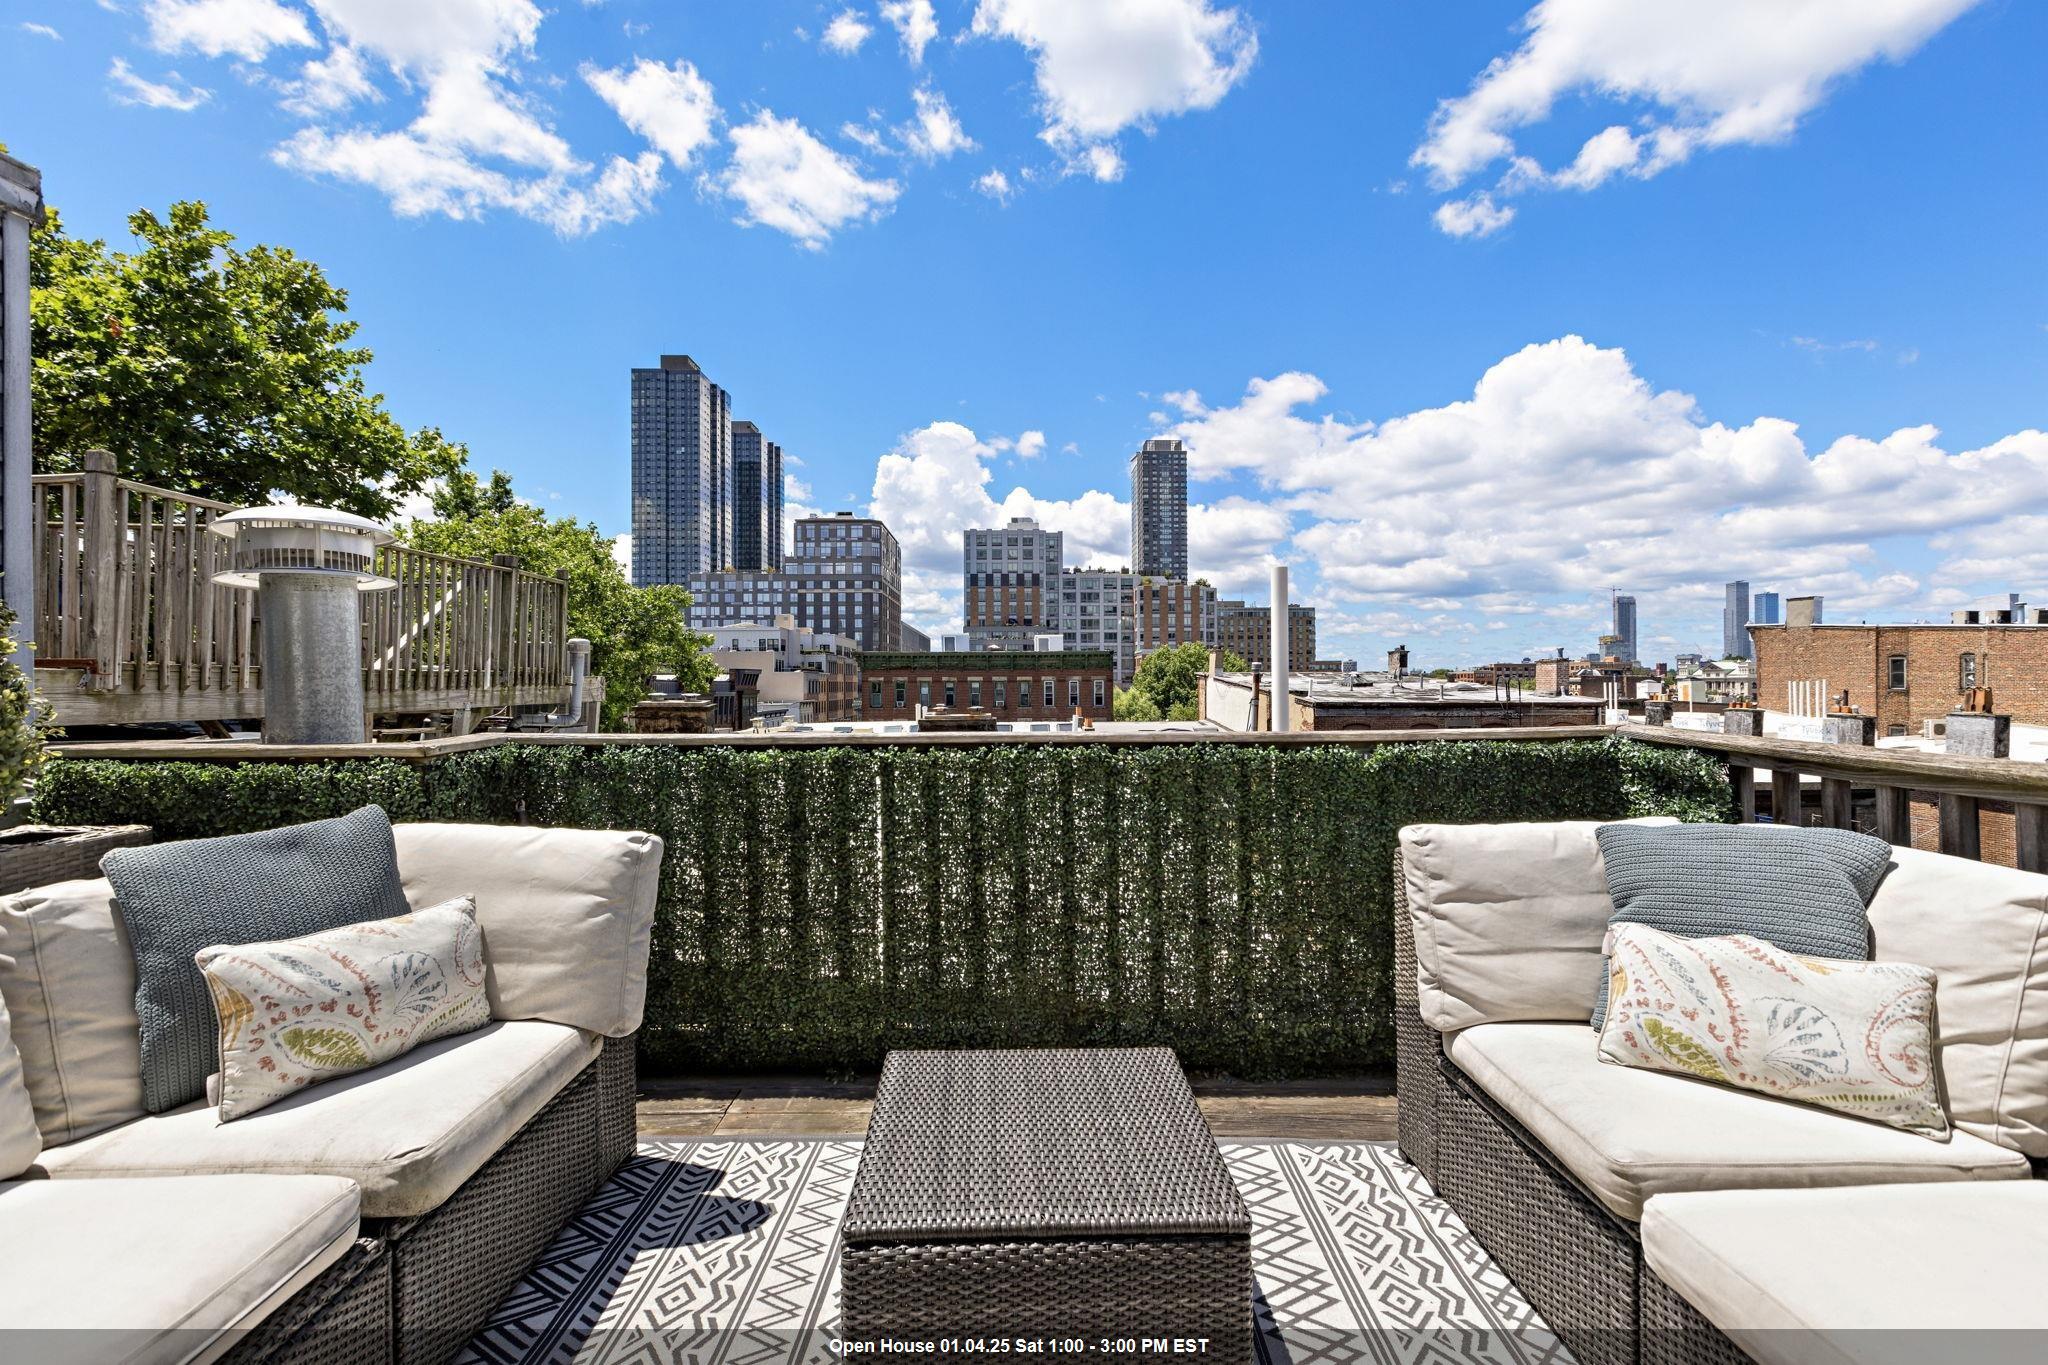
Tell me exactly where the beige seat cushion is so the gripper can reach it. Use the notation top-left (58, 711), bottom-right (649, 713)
top-left (393, 823), bottom-right (663, 1038)
top-left (0, 995), bottom-right (40, 1178)
top-left (1399, 819), bottom-right (1677, 1030)
top-left (0, 876), bottom-right (146, 1144)
top-left (1446, 1022), bottom-right (2027, 1221)
top-left (1866, 847), bottom-right (2048, 1156)
top-left (36, 1020), bottom-right (599, 1219)
top-left (0, 1173), bottom-right (360, 1365)
top-left (1643, 1183), bottom-right (2048, 1365)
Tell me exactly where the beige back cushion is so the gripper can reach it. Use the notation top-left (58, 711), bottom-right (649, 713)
top-left (393, 824), bottom-right (664, 1038)
top-left (0, 878), bottom-right (146, 1146)
top-left (0, 993), bottom-right (42, 1177)
top-left (1399, 818), bottom-right (1678, 1032)
top-left (1867, 847), bottom-right (2048, 1156)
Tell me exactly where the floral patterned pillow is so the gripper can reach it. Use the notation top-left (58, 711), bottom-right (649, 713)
top-left (1597, 923), bottom-right (1948, 1138)
top-left (197, 896), bottom-right (491, 1122)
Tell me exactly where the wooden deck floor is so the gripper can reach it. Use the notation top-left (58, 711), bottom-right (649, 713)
top-left (638, 1074), bottom-right (1398, 1141)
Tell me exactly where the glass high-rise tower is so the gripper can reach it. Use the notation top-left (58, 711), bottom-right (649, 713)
top-left (1129, 438), bottom-right (1189, 579)
top-left (731, 420), bottom-right (784, 571)
top-left (629, 355), bottom-right (731, 586)
top-left (1723, 580), bottom-right (1752, 660)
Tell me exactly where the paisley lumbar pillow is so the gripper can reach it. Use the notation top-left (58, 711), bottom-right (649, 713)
top-left (197, 896), bottom-right (491, 1122)
top-left (1597, 922), bottom-right (1948, 1138)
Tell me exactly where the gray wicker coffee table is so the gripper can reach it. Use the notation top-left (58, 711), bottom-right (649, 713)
top-left (840, 1047), bottom-right (1253, 1356)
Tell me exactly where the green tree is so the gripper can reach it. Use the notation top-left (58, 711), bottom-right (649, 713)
top-left (401, 471), bottom-right (713, 729)
top-left (1127, 641), bottom-right (1247, 722)
top-left (1111, 686), bottom-right (1163, 723)
top-left (30, 201), bottom-right (463, 518)
top-left (0, 607), bottom-right (52, 804)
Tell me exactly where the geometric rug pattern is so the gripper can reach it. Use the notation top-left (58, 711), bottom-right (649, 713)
top-left (460, 1140), bottom-right (1574, 1365)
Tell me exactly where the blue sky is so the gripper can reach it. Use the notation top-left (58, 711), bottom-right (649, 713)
top-left (5, 1), bottom-right (2045, 665)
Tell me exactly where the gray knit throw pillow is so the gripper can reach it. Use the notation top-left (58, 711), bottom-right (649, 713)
top-left (1590, 823), bottom-right (1892, 1030)
top-left (104, 805), bottom-right (412, 1112)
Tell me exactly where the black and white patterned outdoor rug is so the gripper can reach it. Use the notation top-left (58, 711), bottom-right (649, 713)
top-left (460, 1140), bottom-right (1572, 1365)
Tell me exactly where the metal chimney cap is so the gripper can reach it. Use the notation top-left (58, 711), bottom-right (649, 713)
top-left (208, 505), bottom-right (394, 542)
top-left (209, 504), bottom-right (397, 591)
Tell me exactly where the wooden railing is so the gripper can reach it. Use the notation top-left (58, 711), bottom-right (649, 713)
top-left (31, 451), bottom-right (569, 720)
top-left (1627, 724), bottom-right (2048, 873)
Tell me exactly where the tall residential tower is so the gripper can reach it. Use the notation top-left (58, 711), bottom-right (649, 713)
top-left (731, 420), bottom-right (784, 571)
top-left (1723, 580), bottom-right (1752, 660)
top-left (1130, 438), bottom-right (1189, 579)
top-left (630, 355), bottom-right (731, 586)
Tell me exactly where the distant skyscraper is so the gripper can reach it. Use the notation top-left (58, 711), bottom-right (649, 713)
top-left (630, 355), bottom-right (731, 586)
top-left (1129, 438), bottom-right (1188, 579)
top-left (731, 421), bottom-right (783, 571)
top-left (1723, 580), bottom-right (1752, 660)
top-left (1753, 591), bottom-right (1782, 626)
top-left (1612, 594), bottom-right (1639, 663)
top-left (687, 513), bottom-right (904, 651)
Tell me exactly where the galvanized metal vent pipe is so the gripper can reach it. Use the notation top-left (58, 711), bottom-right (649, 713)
top-left (210, 507), bottom-right (395, 745)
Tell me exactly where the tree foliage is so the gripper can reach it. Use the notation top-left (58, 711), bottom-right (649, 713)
top-left (401, 471), bottom-right (714, 729)
top-left (1111, 686), bottom-right (1164, 723)
top-left (1127, 641), bottom-right (1247, 722)
top-left (0, 608), bottom-right (52, 806)
top-left (29, 201), bottom-right (464, 517)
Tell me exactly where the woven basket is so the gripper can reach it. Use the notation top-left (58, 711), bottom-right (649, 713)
top-left (0, 824), bottom-right (152, 897)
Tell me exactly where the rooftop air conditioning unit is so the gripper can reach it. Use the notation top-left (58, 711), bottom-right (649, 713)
top-left (1923, 718), bottom-right (1947, 740)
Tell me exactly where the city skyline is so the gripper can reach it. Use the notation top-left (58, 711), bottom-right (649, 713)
top-left (10, 3), bottom-right (2045, 666)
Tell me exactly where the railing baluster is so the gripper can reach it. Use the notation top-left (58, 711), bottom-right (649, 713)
top-left (1770, 769), bottom-right (1801, 826)
top-left (1729, 765), bottom-right (1756, 822)
top-left (1820, 777), bottom-right (1853, 830)
top-left (1874, 785), bottom-right (1912, 846)
top-left (2016, 804), bottom-right (2048, 875)
top-left (1938, 793), bottom-right (1980, 860)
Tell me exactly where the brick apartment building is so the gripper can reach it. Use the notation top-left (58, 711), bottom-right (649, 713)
top-left (859, 650), bottom-right (1116, 723)
top-left (962, 517), bottom-right (1060, 651)
top-left (1135, 577), bottom-right (1216, 662)
top-left (1215, 600), bottom-right (1316, 672)
top-left (1752, 596), bottom-right (2048, 736)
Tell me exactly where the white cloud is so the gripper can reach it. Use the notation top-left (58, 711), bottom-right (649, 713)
top-left (1156, 336), bottom-right (2048, 652)
top-left (1414, 0), bottom-right (1981, 232)
top-left (274, 127), bottom-right (661, 233)
top-left (584, 58), bottom-right (721, 168)
top-left (611, 533), bottom-right (632, 578)
top-left (841, 121), bottom-right (890, 154)
top-left (1190, 496), bottom-right (1290, 596)
top-left (144, 0), bottom-right (312, 62)
top-left (897, 86), bottom-right (975, 161)
top-left (971, 0), bottom-right (1256, 175)
top-left (1433, 192), bottom-right (1514, 238)
top-left (20, 22), bottom-right (62, 40)
top-left (880, 0), bottom-right (939, 65)
top-left (108, 58), bottom-right (213, 110)
top-left (235, 0), bottom-right (673, 234)
top-left (868, 420), bottom-right (1133, 632)
top-left (975, 168), bottom-right (1014, 201)
top-left (1015, 430), bottom-right (1047, 459)
top-left (823, 8), bottom-right (873, 55)
top-left (278, 43), bottom-right (378, 117)
top-left (710, 110), bottom-right (901, 248)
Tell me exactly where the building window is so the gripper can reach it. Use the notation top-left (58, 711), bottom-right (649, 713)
top-left (918, 682), bottom-right (930, 709)
top-left (1043, 679), bottom-right (1055, 708)
top-left (870, 680), bottom-right (882, 709)
top-left (945, 682), bottom-right (956, 708)
top-left (1093, 678), bottom-right (1106, 708)
top-left (1887, 655), bottom-right (1907, 691)
top-left (994, 680), bottom-right (1007, 709)
top-left (1068, 678), bottom-right (1080, 710)
top-left (1888, 724), bottom-right (1908, 737)
top-left (1959, 652), bottom-right (1978, 691)
top-left (969, 680), bottom-right (981, 708)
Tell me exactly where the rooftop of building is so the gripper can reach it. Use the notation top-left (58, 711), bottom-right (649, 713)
top-left (860, 649), bottom-right (1117, 670)
top-left (1215, 671), bottom-right (1602, 706)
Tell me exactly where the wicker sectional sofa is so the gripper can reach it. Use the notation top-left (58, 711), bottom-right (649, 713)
top-left (1393, 820), bottom-right (2048, 1365)
top-left (0, 821), bottom-right (663, 1365)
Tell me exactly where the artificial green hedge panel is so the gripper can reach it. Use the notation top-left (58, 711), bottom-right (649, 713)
top-left (32, 737), bottom-right (1729, 1074)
